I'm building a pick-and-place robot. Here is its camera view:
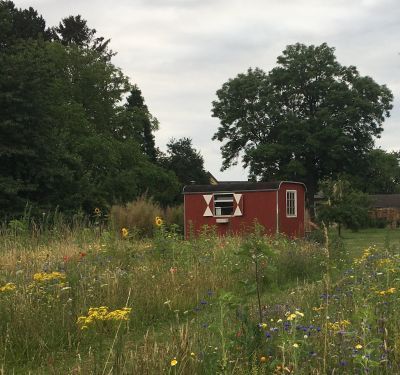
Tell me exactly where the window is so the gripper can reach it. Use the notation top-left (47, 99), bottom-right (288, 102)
top-left (214, 193), bottom-right (234, 216)
top-left (286, 190), bottom-right (297, 217)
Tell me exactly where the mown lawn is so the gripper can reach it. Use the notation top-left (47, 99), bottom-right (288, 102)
top-left (340, 227), bottom-right (400, 257)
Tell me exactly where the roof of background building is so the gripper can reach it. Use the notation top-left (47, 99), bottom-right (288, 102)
top-left (183, 181), bottom-right (305, 194)
top-left (370, 194), bottom-right (400, 209)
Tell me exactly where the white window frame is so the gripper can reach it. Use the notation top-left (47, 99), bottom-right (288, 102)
top-left (213, 193), bottom-right (234, 217)
top-left (286, 190), bottom-right (297, 218)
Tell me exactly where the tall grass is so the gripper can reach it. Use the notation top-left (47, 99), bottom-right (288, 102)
top-left (0, 222), bottom-right (399, 374)
top-left (110, 196), bottom-right (183, 237)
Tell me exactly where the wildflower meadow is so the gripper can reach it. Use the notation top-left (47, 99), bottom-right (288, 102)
top-left (1, 215), bottom-right (400, 374)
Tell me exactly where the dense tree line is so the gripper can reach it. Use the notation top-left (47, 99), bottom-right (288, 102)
top-left (0, 1), bottom-right (208, 218)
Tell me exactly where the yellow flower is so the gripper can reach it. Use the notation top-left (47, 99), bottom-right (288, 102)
top-left (287, 313), bottom-right (297, 321)
top-left (33, 272), bottom-right (66, 283)
top-left (94, 207), bottom-right (101, 215)
top-left (293, 343), bottom-right (299, 348)
top-left (377, 287), bottom-right (396, 296)
top-left (77, 306), bottom-right (132, 329)
top-left (170, 358), bottom-right (178, 366)
top-left (0, 283), bottom-right (16, 293)
top-left (190, 352), bottom-right (195, 357)
top-left (355, 344), bottom-right (363, 350)
top-left (260, 323), bottom-right (267, 329)
top-left (328, 320), bottom-right (351, 332)
top-left (260, 356), bottom-right (267, 363)
top-left (155, 216), bottom-right (163, 227)
top-left (121, 228), bottom-right (129, 238)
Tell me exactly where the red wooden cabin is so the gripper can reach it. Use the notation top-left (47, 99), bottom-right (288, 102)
top-left (183, 181), bottom-right (306, 238)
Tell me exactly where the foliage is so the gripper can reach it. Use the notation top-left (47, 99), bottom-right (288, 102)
top-left (161, 137), bottom-right (209, 187)
top-left (54, 15), bottom-right (113, 59)
top-left (318, 178), bottom-right (371, 234)
top-left (0, 2), bottom-right (181, 218)
top-left (212, 43), bottom-right (393, 212)
top-left (359, 149), bottom-right (400, 194)
top-left (116, 85), bottom-right (159, 161)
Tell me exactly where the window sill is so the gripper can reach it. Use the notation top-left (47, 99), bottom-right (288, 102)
top-left (216, 218), bottom-right (230, 223)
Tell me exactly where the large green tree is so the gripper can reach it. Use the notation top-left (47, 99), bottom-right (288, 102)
top-left (0, 2), bottom-right (180, 217)
top-left (212, 43), bottom-right (393, 214)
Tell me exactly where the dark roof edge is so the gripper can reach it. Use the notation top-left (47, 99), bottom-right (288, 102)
top-left (183, 181), bottom-right (307, 194)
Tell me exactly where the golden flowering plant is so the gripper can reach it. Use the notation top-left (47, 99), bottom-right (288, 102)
top-left (286, 310), bottom-right (304, 321)
top-left (327, 320), bottom-right (351, 332)
top-left (77, 306), bottom-right (132, 330)
top-left (0, 283), bottom-right (16, 293)
top-left (33, 272), bottom-right (66, 283)
top-left (376, 287), bottom-right (396, 296)
top-left (155, 216), bottom-right (163, 227)
top-left (121, 227), bottom-right (129, 238)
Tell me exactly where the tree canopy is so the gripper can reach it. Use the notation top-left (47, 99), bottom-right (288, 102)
top-left (160, 137), bottom-right (209, 201)
top-left (0, 1), bottom-right (185, 218)
top-left (212, 43), bottom-right (393, 212)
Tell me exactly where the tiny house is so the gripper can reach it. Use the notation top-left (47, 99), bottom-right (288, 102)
top-left (183, 181), bottom-right (306, 238)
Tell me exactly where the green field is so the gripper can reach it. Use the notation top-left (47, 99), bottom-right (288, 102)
top-left (1, 225), bottom-right (399, 374)
top-left (340, 228), bottom-right (400, 256)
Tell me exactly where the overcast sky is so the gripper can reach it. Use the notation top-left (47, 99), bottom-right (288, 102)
top-left (17, 0), bottom-right (400, 180)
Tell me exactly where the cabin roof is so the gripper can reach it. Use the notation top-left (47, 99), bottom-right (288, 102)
top-left (370, 194), bottom-right (400, 209)
top-left (183, 181), bottom-right (305, 194)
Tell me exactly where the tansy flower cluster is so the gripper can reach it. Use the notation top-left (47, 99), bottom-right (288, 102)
top-left (376, 287), bottom-right (396, 296)
top-left (33, 272), bottom-right (66, 283)
top-left (77, 306), bottom-right (132, 330)
top-left (327, 320), bottom-right (351, 332)
top-left (0, 283), bottom-right (16, 293)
